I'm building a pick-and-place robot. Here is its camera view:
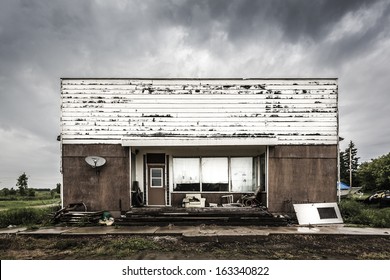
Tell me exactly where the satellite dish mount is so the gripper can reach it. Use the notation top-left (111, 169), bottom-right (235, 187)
top-left (85, 156), bottom-right (106, 175)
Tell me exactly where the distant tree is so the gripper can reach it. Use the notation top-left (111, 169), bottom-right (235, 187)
top-left (0, 188), bottom-right (10, 196)
top-left (35, 188), bottom-right (50, 192)
top-left (56, 183), bottom-right (61, 194)
top-left (358, 152), bottom-right (390, 191)
top-left (9, 188), bottom-right (17, 196)
top-left (50, 183), bottom-right (61, 198)
top-left (27, 188), bottom-right (35, 197)
top-left (340, 141), bottom-right (360, 187)
top-left (16, 172), bottom-right (29, 196)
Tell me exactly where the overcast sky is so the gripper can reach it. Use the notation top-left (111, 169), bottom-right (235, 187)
top-left (1, 0), bottom-right (389, 189)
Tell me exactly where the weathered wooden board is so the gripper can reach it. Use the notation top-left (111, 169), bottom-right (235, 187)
top-left (61, 78), bottom-right (338, 145)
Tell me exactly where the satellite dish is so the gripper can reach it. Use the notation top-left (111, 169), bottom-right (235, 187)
top-left (85, 156), bottom-right (106, 168)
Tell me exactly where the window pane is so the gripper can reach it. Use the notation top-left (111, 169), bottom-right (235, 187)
top-left (231, 157), bottom-right (255, 192)
top-left (152, 178), bottom-right (162, 187)
top-left (150, 168), bottom-right (163, 187)
top-left (201, 157), bottom-right (228, 191)
top-left (152, 169), bottom-right (162, 177)
top-left (173, 158), bottom-right (200, 191)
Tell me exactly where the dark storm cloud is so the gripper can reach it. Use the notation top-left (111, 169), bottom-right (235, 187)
top-left (157, 0), bottom-right (382, 45)
top-left (0, 0), bottom-right (389, 187)
top-left (265, 0), bottom-right (379, 41)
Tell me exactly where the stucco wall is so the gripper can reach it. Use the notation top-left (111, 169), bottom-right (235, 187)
top-left (267, 145), bottom-right (338, 213)
top-left (62, 144), bottom-right (130, 212)
top-left (61, 143), bottom-right (337, 214)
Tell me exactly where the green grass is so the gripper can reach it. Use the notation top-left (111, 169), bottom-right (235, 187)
top-left (0, 190), bottom-right (60, 211)
top-left (0, 192), bottom-right (60, 228)
top-left (0, 198), bottom-right (60, 211)
top-left (340, 199), bottom-right (390, 228)
top-left (0, 207), bottom-right (57, 228)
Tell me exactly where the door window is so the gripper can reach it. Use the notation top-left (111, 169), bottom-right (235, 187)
top-left (150, 167), bottom-right (163, 188)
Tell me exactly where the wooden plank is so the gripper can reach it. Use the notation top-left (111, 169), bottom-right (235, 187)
top-left (61, 101), bottom-right (336, 109)
top-left (61, 138), bottom-right (338, 145)
top-left (61, 78), bottom-right (338, 145)
top-left (61, 112), bottom-right (337, 119)
top-left (62, 132), bottom-right (338, 139)
top-left (62, 121), bottom-right (337, 129)
top-left (61, 107), bottom-right (337, 114)
top-left (61, 116), bottom-right (337, 123)
top-left (61, 121), bottom-right (337, 130)
top-left (62, 88), bottom-right (337, 95)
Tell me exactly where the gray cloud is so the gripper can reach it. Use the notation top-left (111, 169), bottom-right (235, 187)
top-left (1, 0), bottom-right (389, 188)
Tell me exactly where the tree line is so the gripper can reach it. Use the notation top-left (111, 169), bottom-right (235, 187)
top-left (340, 141), bottom-right (390, 191)
top-left (0, 172), bottom-right (61, 198)
top-left (1, 145), bottom-right (388, 195)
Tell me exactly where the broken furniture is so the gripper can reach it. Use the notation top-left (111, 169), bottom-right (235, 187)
top-left (241, 192), bottom-right (262, 207)
top-left (221, 194), bottom-right (234, 207)
top-left (131, 181), bottom-right (144, 207)
top-left (182, 194), bottom-right (206, 208)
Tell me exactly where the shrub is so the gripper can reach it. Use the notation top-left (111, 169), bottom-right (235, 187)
top-left (340, 199), bottom-right (390, 227)
top-left (339, 200), bottom-right (362, 219)
top-left (0, 207), bottom-right (55, 228)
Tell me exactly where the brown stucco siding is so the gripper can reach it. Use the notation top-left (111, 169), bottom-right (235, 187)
top-left (268, 145), bottom-right (337, 213)
top-left (62, 144), bottom-right (130, 212)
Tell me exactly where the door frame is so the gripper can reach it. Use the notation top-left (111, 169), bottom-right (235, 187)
top-left (147, 163), bottom-right (166, 206)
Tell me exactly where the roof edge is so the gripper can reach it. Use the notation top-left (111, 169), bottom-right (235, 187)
top-left (61, 77), bottom-right (338, 81)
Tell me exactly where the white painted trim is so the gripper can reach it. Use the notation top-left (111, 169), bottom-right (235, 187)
top-left (128, 148), bottom-right (132, 209)
top-left (150, 167), bottom-right (164, 188)
top-left (144, 154), bottom-right (148, 206)
top-left (122, 137), bottom-right (278, 147)
top-left (266, 146), bottom-right (269, 208)
top-left (60, 79), bottom-right (64, 209)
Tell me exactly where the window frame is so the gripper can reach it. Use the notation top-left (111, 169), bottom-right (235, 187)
top-left (150, 167), bottom-right (164, 188)
top-left (172, 156), bottom-right (258, 193)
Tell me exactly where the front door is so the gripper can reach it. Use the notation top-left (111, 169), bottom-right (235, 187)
top-left (146, 153), bottom-right (167, 206)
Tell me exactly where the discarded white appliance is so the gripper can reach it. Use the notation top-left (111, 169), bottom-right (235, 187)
top-left (293, 202), bottom-right (343, 225)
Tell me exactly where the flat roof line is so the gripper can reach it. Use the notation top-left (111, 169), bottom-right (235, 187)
top-left (61, 77), bottom-right (338, 80)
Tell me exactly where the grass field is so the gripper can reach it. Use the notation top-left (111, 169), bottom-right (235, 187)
top-left (0, 191), bottom-right (60, 227)
top-left (0, 190), bottom-right (60, 211)
top-left (0, 198), bottom-right (60, 211)
top-left (0, 190), bottom-right (389, 228)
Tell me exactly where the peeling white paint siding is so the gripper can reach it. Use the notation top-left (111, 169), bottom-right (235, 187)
top-left (60, 78), bottom-right (338, 145)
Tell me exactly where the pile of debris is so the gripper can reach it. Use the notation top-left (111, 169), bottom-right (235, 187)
top-left (116, 206), bottom-right (290, 226)
top-left (52, 203), bottom-right (105, 225)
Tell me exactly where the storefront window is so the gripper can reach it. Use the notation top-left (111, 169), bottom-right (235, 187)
top-left (201, 157), bottom-right (229, 191)
top-left (231, 157), bottom-right (255, 192)
top-left (173, 156), bottom-right (258, 192)
top-left (173, 158), bottom-right (200, 191)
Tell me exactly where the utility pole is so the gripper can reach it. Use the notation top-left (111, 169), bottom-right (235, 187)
top-left (349, 146), bottom-right (352, 188)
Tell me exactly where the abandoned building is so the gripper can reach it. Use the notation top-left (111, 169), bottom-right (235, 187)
top-left (60, 78), bottom-right (339, 217)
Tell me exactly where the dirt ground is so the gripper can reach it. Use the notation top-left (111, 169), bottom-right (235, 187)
top-left (1, 234), bottom-right (389, 260)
